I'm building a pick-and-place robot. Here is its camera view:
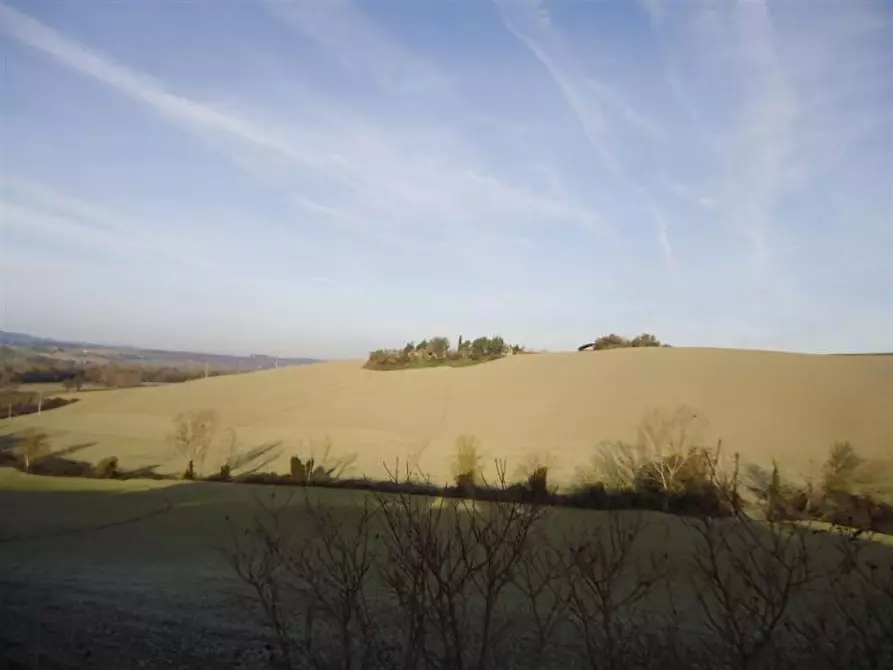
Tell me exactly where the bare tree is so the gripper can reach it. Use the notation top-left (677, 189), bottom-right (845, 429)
top-left (635, 406), bottom-right (710, 494)
top-left (558, 512), bottom-right (667, 670)
top-left (169, 409), bottom-right (219, 478)
top-left (578, 441), bottom-right (644, 491)
top-left (19, 429), bottom-right (51, 473)
top-left (226, 461), bottom-right (549, 670)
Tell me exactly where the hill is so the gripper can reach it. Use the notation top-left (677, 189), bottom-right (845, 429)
top-left (0, 329), bottom-right (319, 371)
top-left (3, 348), bottom-right (891, 487)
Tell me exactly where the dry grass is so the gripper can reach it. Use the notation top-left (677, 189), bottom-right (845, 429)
top-left (3, 348), bottom-right (891, 487)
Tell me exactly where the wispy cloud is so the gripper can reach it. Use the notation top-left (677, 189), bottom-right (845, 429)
top-left (0, 1), bottom-right (604, 273)
top-left (1, 0), bottom-right (889, 354)
top-left (638, 0), bottom-right (665, 30)
top-left (726, 0), bottom-right (798, 272)
top-left (0, 178), bottom-right (218, 270)
top-left (262, 0), bottom-right (449, 94)
top-left (493, 0), bottom-right (625, 181)
top-left (493, 0), bottom-right (676, 269)
top-left (648, 206), bottom-right (676, 271)
top-left (0, 4), bottom-right (304, 160)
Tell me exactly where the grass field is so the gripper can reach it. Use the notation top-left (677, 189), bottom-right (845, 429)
top-left (1, 470), bottom-right (891, 668)
top-left (4, 348), bottom-right (892, 487)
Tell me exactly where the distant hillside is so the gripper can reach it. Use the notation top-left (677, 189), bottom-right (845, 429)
top-left (0, 330), bottom-right (320, 371)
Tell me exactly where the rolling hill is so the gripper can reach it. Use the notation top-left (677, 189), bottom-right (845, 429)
top-left (4, 348), bottom-right (892, 487)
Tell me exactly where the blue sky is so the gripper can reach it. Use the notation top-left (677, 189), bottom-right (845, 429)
top-left (1, 0), bottom-right (890, 358)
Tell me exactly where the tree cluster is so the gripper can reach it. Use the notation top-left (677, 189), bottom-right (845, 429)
top-left (578, 332), bottom-right (667, 351)
top-left (745, 441), bottom-right (893, 532)
top-left (366, 335), bottom-right (526, 370)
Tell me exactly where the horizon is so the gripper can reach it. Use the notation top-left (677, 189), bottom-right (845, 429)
top-left (4, 325), bottom-right (892, 361)
top-left (2, 0), bottom-right (891, 359)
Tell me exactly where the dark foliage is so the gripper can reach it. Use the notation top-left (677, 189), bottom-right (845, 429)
top-left (749, 443), bottom-right (893, 534)
top-left (578, 332), bottom-right (667, 351)
top-left (365, 334), bottom-right (526, 370)
top-left (0, 391), bottom-right (79, 419)
top-left (92, 456), bottom-right (119, 478)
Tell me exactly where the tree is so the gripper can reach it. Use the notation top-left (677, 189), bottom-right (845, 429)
top-left (822, 441), bottom-right (864, 494)
top-left (584, 333), bottom-right (666, 351)
top-left (457, 338), bottom-right (471, 357)
top-left (630, 333), bottom-right (661, 348)
top-left (471, 337), bottom-right (490, 358)
top-left (19, 429), bottom-right (51, 473)
top-left (61, 378), bottom-right (76, 392)
top-left (592, 334), bottom-right (630, 350)
top-left (428, 336), bottom-right (450, 359)
top-left (169, 409), bottom-right (219, 478)
top-left (486, 336), bottom-right (506, 357)
top-left (634, 406), bottom-right (710, 494)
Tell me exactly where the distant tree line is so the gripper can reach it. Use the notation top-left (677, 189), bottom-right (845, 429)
top-left (577, 332), bottom-right (668, 351)
top-left (0, 357), bottom-right (227, 391)
top-left (366, 335), bottom-right (528, 370)
top-left (0, 390), bottom-right (78, 419)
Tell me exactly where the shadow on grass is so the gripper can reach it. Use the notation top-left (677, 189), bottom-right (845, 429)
top-left (1, 474), bottom-right (891, 670)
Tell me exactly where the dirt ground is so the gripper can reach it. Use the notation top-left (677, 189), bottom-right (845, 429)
top-left (5, 348), bottom-right (892, 489)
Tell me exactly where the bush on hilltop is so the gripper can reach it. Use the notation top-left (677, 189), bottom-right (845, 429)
top-left (577, 332), bottom-right (668, 351)
top-left (365, 334), bottom-right (527, 370)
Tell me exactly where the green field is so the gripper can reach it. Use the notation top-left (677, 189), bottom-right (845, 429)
top-left (1, 469), bottom-right (890, 668)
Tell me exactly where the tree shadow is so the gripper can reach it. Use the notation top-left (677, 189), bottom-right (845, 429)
top-left (231, 440), bottom-right (284, 476)
top-left (119, 464), bottom-right (173, 481)
top-left (0, 430), bottom-right (96, 475)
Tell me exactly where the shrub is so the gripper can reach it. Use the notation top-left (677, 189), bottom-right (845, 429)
top-left (92, 456), bottom-right (118, 479)
top-left (527, 466), bottom-right (548, 496)
top-left (578, 332), bottom-right (666, 351)
top-left (289, 438), bottom-right (357, 485)
top-left (593, 333), bottom-right (631, 350)
top-left (743, 444), bottom-right (893, 533)
top-left (515, 452), bottom-right (557, 500)
top-left (822, 441), bottom-right (863, 493)
top-left (451, 435), bottom-right (482, 491)
top-left (630, 333), bottom-right (662, 347)
top-left (290, 456), bottom-right (307, 483)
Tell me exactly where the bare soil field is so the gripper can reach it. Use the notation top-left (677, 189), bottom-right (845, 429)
top-left (3, 348), bottom-right (891, 487)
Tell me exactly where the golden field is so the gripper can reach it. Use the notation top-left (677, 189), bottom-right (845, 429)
top-left (4, 347), bottom-right (892, 486)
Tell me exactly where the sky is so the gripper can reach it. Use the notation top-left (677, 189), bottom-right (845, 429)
top-left (0, 0), bottom-right (891, 358)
